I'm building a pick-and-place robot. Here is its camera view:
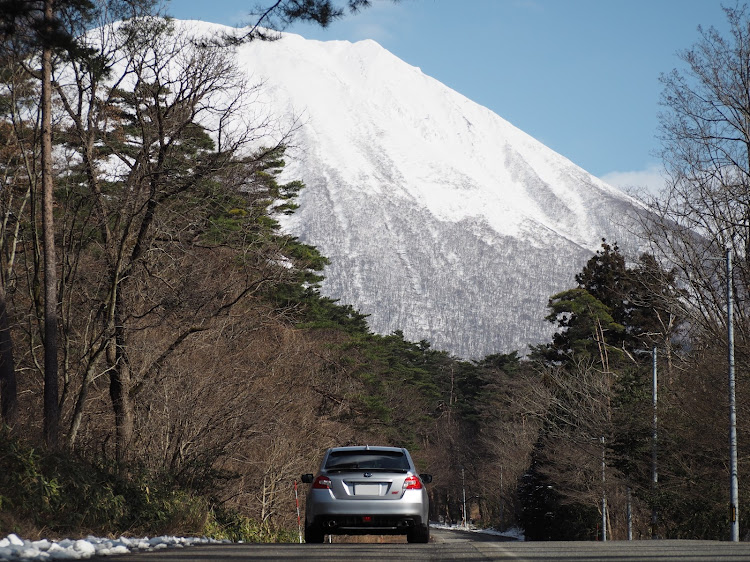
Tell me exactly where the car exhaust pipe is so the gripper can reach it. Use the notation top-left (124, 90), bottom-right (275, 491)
top-left (326, 520), bottom-right (337, 528)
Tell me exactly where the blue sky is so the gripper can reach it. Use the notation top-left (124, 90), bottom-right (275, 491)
top-left (168, 0), bottom-right (730, 193)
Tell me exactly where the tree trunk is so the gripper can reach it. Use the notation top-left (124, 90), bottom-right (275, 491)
top-left (67, 355), bottom-right (104, 447)
top-left (109, 289), bottom-right (133, 463)
top-left (41, 0), bottom-right (59, 449)
top-left (109, 361), bottom-right (133, 464)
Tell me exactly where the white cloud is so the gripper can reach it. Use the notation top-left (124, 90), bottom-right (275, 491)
top-left (601, 164), bottom-right (666, 196)
top-left (349, 22), bottom-right (394, 43)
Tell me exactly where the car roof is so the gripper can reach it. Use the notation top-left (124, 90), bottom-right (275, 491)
top-left (326, 446), bottom-right (406, 453)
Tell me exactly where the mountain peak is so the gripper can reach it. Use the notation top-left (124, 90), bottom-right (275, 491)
top-left (225, 22), bottom-right (642, 357)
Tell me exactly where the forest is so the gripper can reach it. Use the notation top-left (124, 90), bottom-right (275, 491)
top-left (1, 0), bottom-right (750, 543)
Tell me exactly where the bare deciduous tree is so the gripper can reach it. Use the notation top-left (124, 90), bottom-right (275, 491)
top-left (647, 4), bottom-right (750, 350)
top-left (53, 15), bottom-right (299, 460)
top-left (0, 58), bottom-right (32, 430)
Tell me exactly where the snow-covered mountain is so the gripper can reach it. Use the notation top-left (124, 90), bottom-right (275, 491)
top-left (228, 24), bottom-right (643, 358)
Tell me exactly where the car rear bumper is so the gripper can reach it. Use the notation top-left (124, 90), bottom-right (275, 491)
top-left (306, 491), bottom-right (428, 532)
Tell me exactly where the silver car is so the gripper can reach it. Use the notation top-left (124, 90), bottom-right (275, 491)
top-left (301, 446), bottom-right (432, 543)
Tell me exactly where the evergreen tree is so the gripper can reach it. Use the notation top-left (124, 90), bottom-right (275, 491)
top-left (575, 240), bottom-right (630, 342)
top-left (536, 287), bottom-right (624, 367)
top-left (534, 241), bottom-right (679, 366)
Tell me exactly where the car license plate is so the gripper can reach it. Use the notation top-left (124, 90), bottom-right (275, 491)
top-left (355, 484), bottom-right (381, 496)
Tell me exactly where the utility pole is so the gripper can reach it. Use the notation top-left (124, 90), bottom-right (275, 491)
top-left (601, 436), bottom-right (607, 542)
top-left (727, 248), bottom-right (739, 542)
top-left (461, 466), bottom-right (467, 529)
top-left (499, 467), bottom-right (504, 528)
top-left (627, 487), bottom-right (633, 541)
top-left (652, 346), bottom-right (658, 538)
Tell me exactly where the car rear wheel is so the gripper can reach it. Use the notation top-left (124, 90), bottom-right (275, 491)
top-left (406, 524), bottom-right (430, 543)
top-left (304, 524), bottom-right (324, 544)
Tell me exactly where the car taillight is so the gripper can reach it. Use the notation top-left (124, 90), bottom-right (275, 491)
top-left (312, 475), bottom-right (332, 489)
top-left (403, 475), bottom-right (422, 490)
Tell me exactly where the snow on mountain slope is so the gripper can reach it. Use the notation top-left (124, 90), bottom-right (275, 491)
top-left (217, 23), bottom-right (643, 357)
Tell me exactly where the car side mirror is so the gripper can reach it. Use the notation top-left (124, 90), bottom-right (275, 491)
top-left (301, 473), bottom-right (314, 484)
top-left (420, 474), bottom-right (433, 484)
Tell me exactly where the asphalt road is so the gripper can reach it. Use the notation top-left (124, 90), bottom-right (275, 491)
top-left (100, 527), bottom-right (750, 561)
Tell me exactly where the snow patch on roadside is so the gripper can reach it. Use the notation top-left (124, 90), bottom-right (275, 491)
top-left (0, 534), bottom-right (228, 560)
top-left (430, 522), bottom-right (524, 541)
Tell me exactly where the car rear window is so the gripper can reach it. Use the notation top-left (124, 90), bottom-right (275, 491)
top-left (325, 450), bottom-right (410, 471)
